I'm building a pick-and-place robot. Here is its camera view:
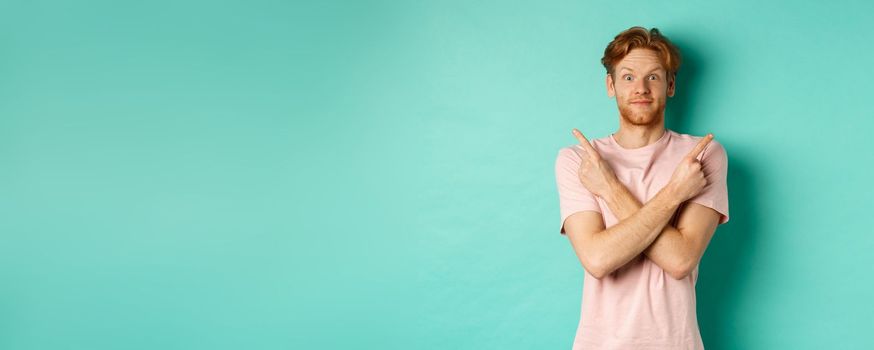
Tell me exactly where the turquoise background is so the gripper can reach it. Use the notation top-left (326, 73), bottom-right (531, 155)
top-left (0, 0), bottom-right (872, 349)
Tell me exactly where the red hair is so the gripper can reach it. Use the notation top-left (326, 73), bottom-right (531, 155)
top-left (601, 27), bottom-right (682, 82)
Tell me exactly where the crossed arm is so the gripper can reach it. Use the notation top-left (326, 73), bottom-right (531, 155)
top-left (562, 130), bottom-right (722, 280)
top-left (563, 184), bottom-right (682, 279)
top-left (600, 180), bottom-right (720, 279)
top-left (564, 183), bottom-right (720, 280)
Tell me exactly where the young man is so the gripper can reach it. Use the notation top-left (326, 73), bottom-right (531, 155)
top-left (554, 27), bottom-right (730, 349)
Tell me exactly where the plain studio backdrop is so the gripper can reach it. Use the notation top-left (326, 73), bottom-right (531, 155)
top-left (0, 0), bottom-right (872, 349)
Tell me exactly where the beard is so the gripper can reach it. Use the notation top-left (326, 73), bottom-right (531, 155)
top-left (617, 99), bottom-right (665, 126)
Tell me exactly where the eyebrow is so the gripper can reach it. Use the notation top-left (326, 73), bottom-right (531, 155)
top-left (618, 67), bottom-right (663, 73)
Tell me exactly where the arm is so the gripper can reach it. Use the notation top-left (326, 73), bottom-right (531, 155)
top-left (601, 180), bottom-right (721, 279)
top-left (565, 129), bottom-right (720, 280)
top-left (564, 182), bottom-right (684, 279)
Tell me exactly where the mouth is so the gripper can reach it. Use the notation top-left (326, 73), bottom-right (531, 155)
top-left (630, 100), bottom-right (653, 104)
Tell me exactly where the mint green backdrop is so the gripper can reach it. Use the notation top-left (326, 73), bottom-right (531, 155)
top-left (0, 1), bottom-right (871, 349)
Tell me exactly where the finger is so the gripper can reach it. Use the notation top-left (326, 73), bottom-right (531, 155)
top-left (687, 133), bottom-right (714, 160)
top-left (572, 128), bottom-right (599, 158)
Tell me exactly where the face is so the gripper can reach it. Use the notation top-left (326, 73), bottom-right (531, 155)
top-left (606, 48), bottom-right (675, 127)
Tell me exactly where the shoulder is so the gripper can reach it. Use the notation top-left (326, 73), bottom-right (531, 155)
top-left (669, 130), bottom-right (727, 159)
top-left (555, 146), bottom-right (581, 169)
top-left (555, 135), bottom-right (611, 163)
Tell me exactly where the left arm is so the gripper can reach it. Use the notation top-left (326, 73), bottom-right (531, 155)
top-left (601, 181), bottom-right (720, 280)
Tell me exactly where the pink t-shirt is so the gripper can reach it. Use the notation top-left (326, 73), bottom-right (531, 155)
top-left (554, 128), bottom-right (729, 350)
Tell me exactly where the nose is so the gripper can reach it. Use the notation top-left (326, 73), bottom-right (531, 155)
top-left (633, 78), bottom-right (651, 95)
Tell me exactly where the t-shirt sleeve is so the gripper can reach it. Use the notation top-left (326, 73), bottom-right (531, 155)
top-left (688, 139), bottom-right (730, 225)
top-left (554, 147), bottom-right (602, 235)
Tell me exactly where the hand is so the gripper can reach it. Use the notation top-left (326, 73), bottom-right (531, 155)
top-left (571, 128), bottom-right (618, 199)
top-left (668, 133), bottom-right (714, 203)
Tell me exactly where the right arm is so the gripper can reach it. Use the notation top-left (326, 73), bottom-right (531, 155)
top-left (564, 183), bottom-right (683, 279)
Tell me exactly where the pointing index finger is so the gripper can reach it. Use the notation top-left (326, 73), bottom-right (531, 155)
top-left (572, 128), bottom-right (599, 159)
top-left (687, 133), bottom-right (714, 160)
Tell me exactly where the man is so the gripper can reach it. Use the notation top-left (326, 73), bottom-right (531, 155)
top-left (554, 26), bottom-right (730, 349)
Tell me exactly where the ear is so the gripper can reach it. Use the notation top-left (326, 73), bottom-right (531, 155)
top-left (606, 73), bottom-right (615, 98)
top-left (667, 74), bottom-right (676, 97)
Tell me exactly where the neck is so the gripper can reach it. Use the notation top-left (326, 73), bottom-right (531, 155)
top-left (613, 123), bottom-right (667, 149)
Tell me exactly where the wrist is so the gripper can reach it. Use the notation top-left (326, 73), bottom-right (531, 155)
top-left (661, 182), bottom-right (685, 207)
top-left (603, 177), bottom-right (624, 203)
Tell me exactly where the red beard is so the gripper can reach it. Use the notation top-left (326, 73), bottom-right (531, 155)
top-left (617, 100), bottom-right (665, 126)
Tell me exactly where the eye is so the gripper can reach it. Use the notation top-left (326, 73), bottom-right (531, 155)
top-left (648, 74), bottom-right (658, 80)
top-left (623, 75), bottom-right (632, 81)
